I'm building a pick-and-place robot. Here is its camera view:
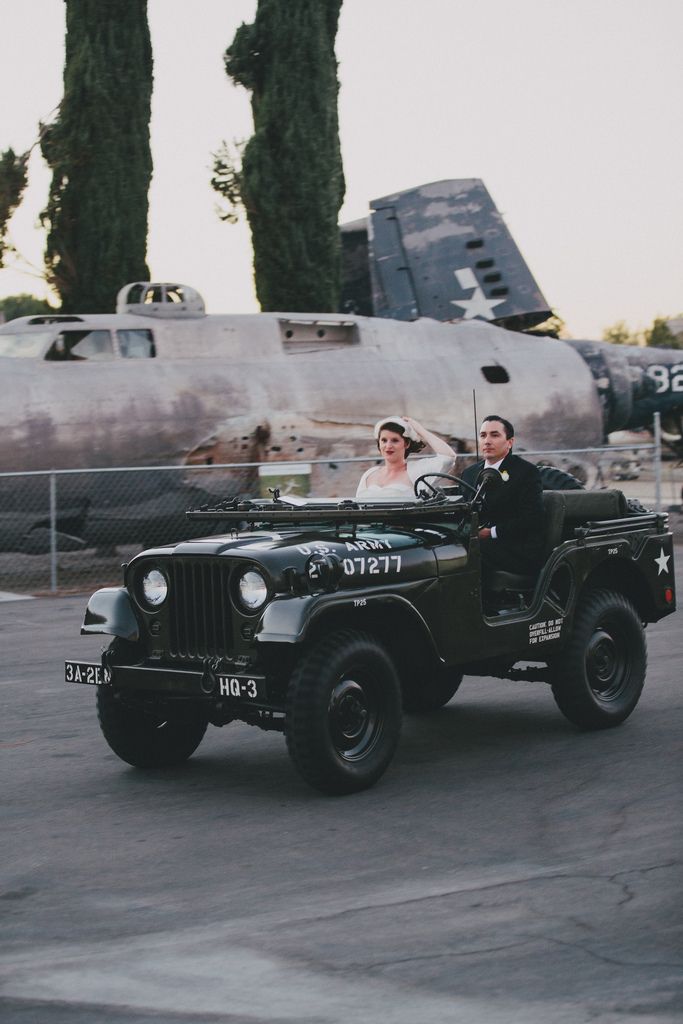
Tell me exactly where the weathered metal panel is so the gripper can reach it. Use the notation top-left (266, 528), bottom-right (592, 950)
top-left (366, 179), bottom-right (551, 328)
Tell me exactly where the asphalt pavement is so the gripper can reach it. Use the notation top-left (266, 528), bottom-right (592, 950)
top-left (1, 554), bottom-right (681, 1024)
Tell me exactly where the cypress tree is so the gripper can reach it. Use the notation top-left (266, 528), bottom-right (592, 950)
top-left (224, 0), bottom-right (345, 311)
top-left (41, 0), bottom-right (153, 312)
top-left (0, 148), bottom-right (29, 267)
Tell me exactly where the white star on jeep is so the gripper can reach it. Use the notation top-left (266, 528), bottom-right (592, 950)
top-left (450, 267), bottom-right (506, 321)
top-left (654, 547), bottom-right (670, 575)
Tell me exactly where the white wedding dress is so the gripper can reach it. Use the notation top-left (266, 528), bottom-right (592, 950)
top-left (355, 454), bottom-right (454, 501)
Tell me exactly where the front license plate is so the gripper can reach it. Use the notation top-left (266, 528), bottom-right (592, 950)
top-left (65, 661), bottom-right (111, 686)
top-left (217, 675), bottom-right (266, 701)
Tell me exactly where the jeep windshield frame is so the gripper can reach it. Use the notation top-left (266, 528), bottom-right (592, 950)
top-left (185, 494), bottom-right (469, 526)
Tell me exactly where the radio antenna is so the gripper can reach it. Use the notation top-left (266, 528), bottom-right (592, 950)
top-left (472, 389), bottom-right (479, 460)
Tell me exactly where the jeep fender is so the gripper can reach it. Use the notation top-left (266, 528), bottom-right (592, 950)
top-left (257, 594), bottom-right (325, 643)
top-left (257, 591), bottom-right (439, 658)
top-left (81, 587), bottom-right (140, 641)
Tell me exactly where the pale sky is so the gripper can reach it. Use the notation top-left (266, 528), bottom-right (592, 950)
top-left (1, 0), bottom-right (681, 339)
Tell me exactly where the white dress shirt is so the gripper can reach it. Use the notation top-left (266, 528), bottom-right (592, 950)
top-left (483, 457), bottom-right (505, 539)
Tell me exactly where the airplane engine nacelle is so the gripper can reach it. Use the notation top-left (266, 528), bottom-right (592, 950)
top-left (569, 338), bottom-right (683, 448)
top-left (567, 340), bottom-right (636, 435)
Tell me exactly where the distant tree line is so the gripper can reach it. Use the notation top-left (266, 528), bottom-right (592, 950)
top-left (602, 317), bottom-right (683, 349)
top-left (0, 293), bottom-right (53, 322)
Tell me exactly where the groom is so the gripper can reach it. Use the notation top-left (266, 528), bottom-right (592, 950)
top-left (461, 415), bottom-right (544, 575)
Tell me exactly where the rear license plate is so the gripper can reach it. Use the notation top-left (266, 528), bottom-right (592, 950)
top-left (65, 661), bottom-right (111, 686)
top-left (217, 675), bottom-right (266, 701)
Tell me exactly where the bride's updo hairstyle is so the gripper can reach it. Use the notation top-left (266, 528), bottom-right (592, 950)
top-left (373, 416), bottom-right (425, 456)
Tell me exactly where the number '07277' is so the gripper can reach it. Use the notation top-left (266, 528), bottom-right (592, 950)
top-left (342, 554), bottom-right (402, 576)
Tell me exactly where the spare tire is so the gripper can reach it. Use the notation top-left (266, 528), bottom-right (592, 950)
top-left (537, 465), bottom-right (585, 491)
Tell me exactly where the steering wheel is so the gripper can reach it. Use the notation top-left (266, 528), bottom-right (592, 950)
top-left (413, 472), bottom-right (478, 499)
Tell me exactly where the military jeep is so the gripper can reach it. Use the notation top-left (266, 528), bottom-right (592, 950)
top-left (66, 475), bottom-right (676, 794)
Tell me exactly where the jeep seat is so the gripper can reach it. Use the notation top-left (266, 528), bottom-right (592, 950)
top-left (486, 489), bottom-right (627, 595)
top-left (560, 488), bottom-right (628, 526)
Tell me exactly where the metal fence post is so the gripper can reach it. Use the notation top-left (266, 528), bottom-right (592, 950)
top-left (49, 472), bottom-right (58, 593)
top-left (653, 411), bottom-right (662, 513)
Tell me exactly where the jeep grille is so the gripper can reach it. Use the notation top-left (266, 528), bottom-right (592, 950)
top-left (166, 559), bottom-right (233, 659)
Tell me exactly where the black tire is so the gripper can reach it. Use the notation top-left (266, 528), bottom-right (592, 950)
top-left (538, 465), bottom-right (585, 491)
top-left (285, 629), bottom-right (402, 795)
top-left (551, 589), bottom-right (646, 729)
top-left (96, 689), bottom-right (208, 768)
top-left (403, 665), bottom-right (463, 713)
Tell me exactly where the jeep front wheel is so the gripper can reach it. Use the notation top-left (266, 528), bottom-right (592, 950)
top-left (551, 589), bottom-right (646, 729)
top-left (96, 689), bottom-right (208, 768)
top-left (285, 629), bottom-right (402, 795)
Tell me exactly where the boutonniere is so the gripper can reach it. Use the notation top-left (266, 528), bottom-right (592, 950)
top-left (500, 470), bottom-right (510, 482)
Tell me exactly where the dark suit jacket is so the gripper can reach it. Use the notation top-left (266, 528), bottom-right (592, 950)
top-left (461, 453), bottom-right (544, 568)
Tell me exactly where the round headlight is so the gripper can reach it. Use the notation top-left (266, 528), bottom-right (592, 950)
top-left (141, 568), bottom-right (168, 607)
top-left (238, 569), bottom-right (268, 611)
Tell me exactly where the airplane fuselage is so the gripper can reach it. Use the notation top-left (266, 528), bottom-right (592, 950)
top-left (1, 310), bottom-right (605, 484)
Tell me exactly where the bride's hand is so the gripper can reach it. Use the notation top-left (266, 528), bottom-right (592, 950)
top-left (403, 416), bottom-right (424, 436)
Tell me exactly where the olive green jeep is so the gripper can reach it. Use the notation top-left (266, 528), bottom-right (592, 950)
top-left (66, 478), bottom-right (676, 794)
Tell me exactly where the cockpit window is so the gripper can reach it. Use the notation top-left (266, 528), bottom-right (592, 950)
top-left (0, 331), bottom-right (53, 357)
top-left (45, 330), bottom-right (115, 361)
top-left (117, 328), bottom-right (156, 358)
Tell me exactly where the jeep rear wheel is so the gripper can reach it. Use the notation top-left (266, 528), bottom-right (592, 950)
top-left (403, 665), bottom-right (463, 713)
top-left (285, 629), bottom-right (402, 795)
top-left (97, 689), bottom-right (208, 768)
top-left (551, 589), bottom-right (646, 729)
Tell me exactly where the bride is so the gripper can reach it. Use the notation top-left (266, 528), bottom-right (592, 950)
top-left (356, 416), bottom-right (456, 501)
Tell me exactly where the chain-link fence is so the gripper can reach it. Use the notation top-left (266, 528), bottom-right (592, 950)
top-left (1, 429), bottom-right (680, 596)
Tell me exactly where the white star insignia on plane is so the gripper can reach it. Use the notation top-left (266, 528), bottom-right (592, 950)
top-left (654, 547), bottom-right (671, 575)
top-left (450, 267), bottom-right (506, 321)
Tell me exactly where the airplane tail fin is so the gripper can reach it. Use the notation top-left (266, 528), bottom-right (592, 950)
top-left (340, 178), bottom-right (551, 330)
